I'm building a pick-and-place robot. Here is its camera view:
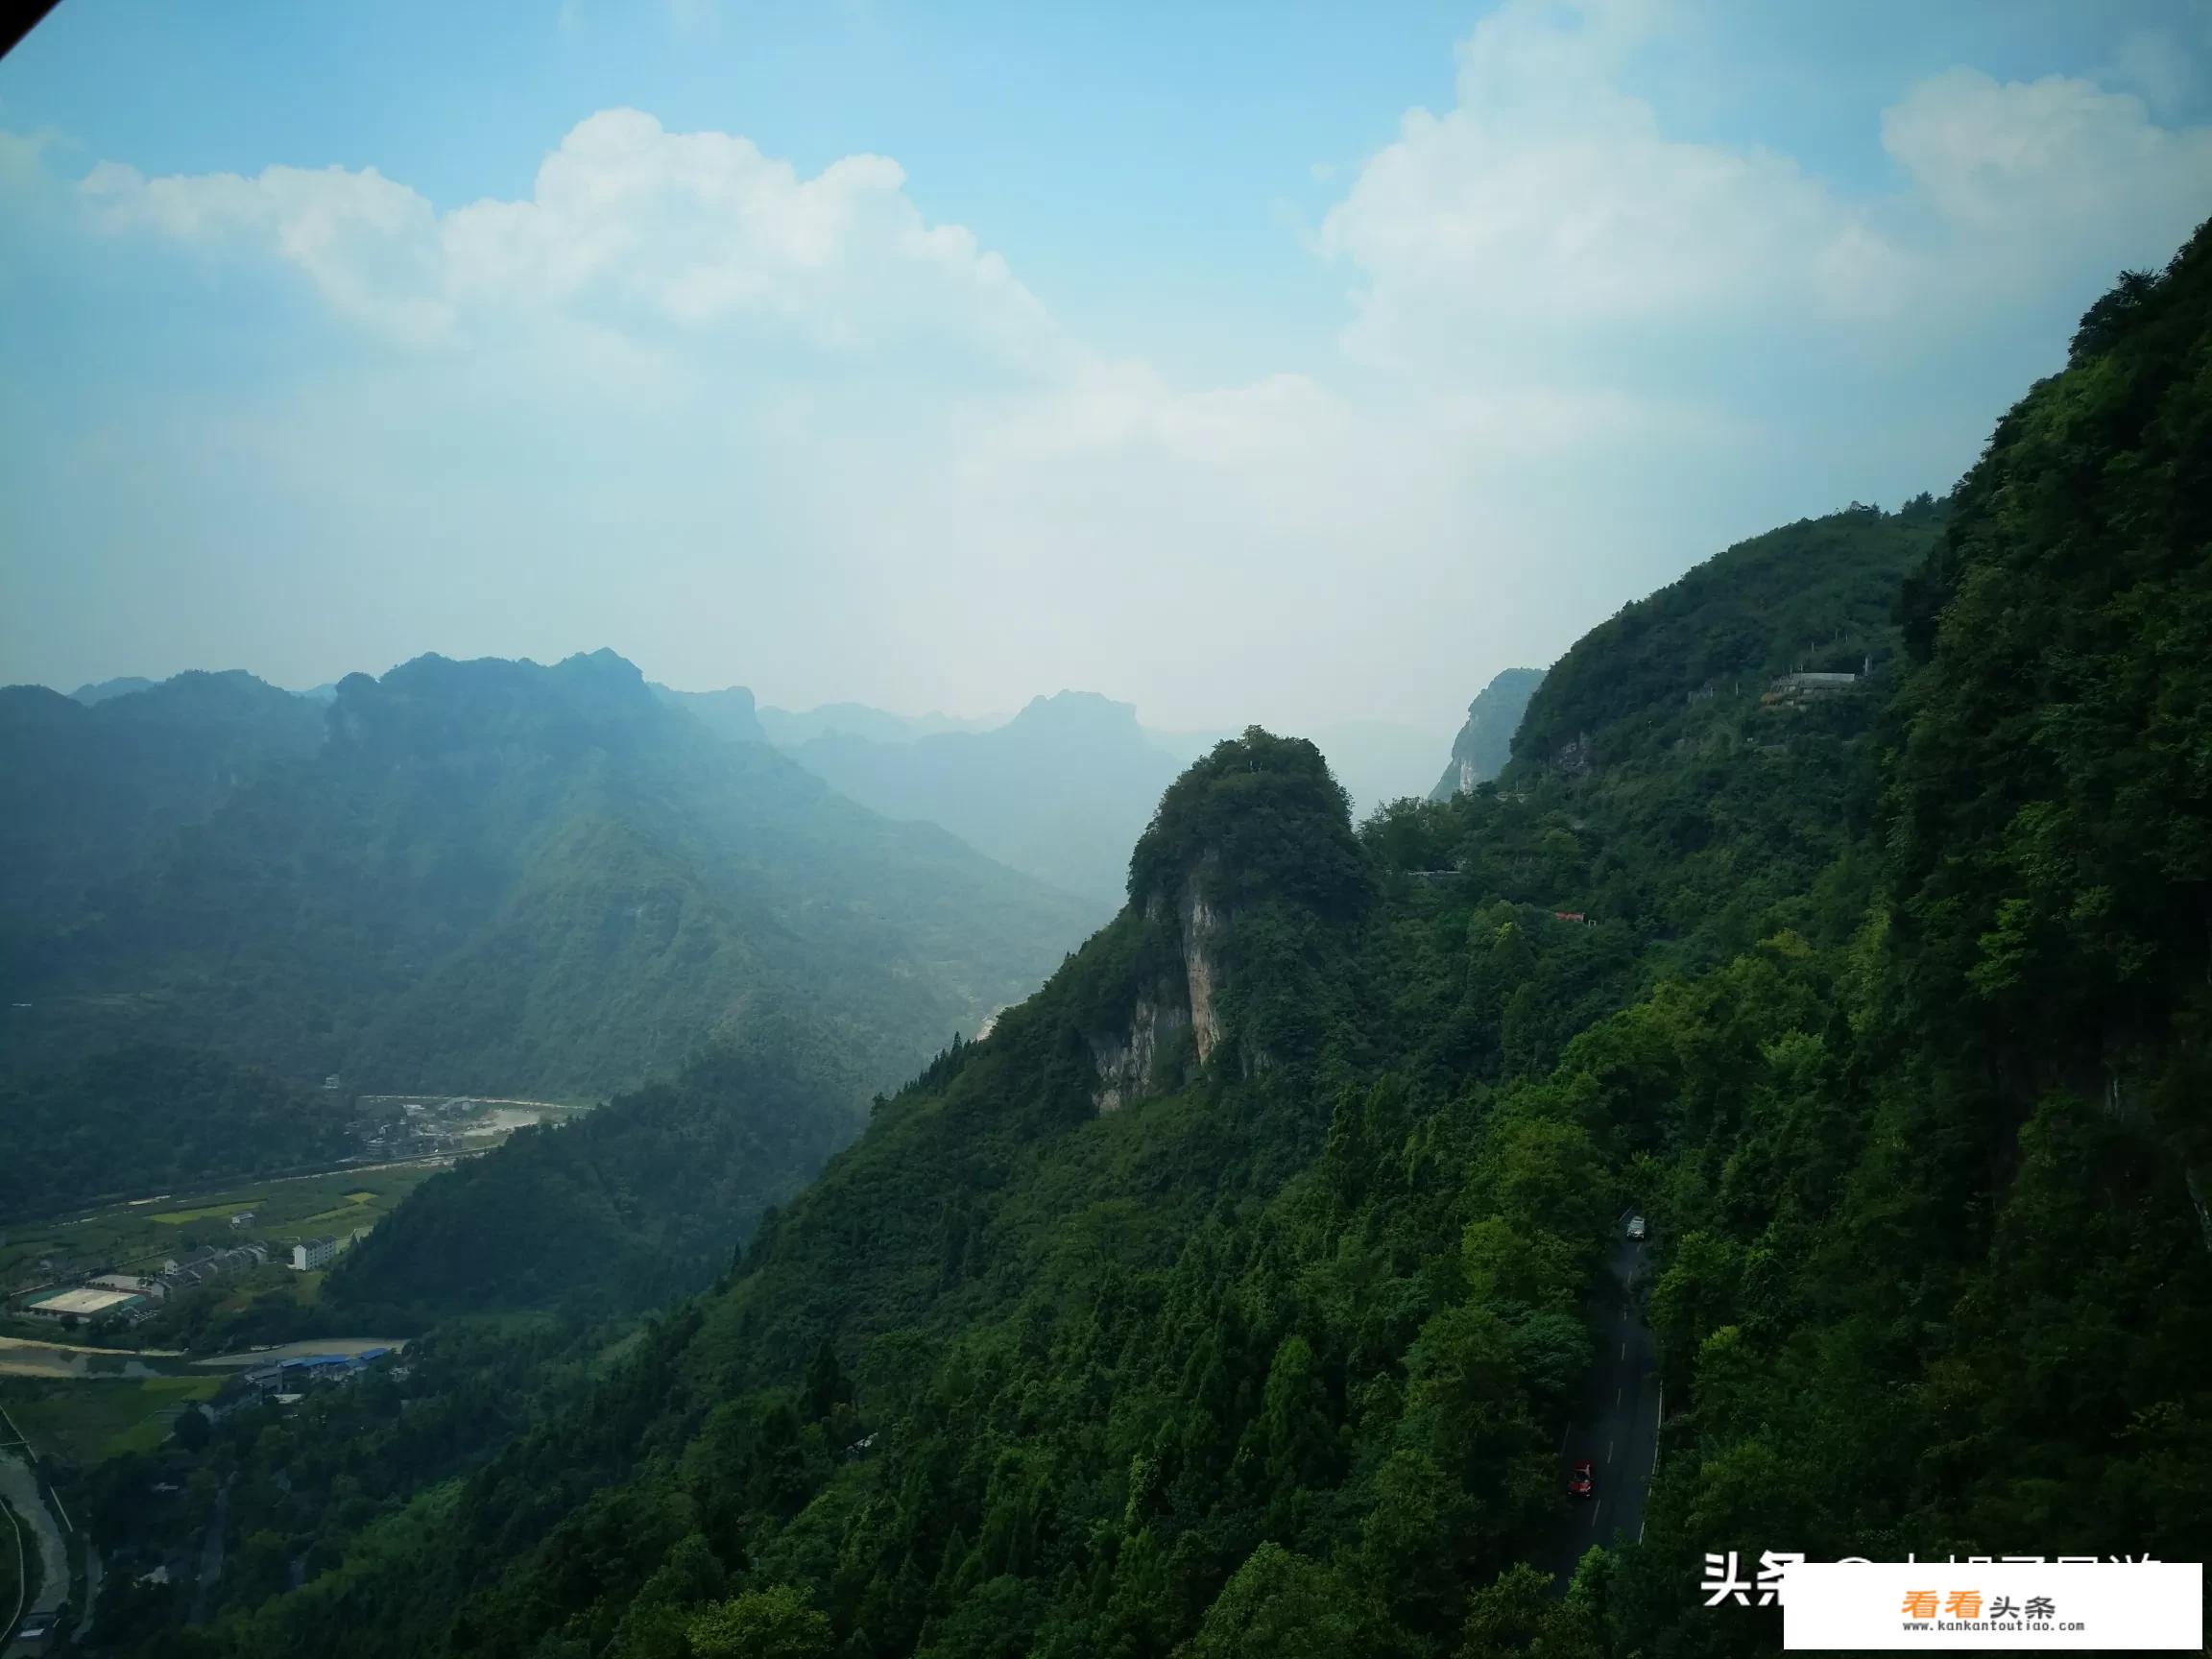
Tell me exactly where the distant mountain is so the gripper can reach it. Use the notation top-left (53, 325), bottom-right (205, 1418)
top-left (791, 690), bottom-right (1182, 905)
top-left (652, 682), bottom-right (769, 745)
top-left (757, 700), bottom-right (1002, 747)
top-left (69, 675), bottom-right (158, 705)
top-left (1430, 668), bottom-right (1545, 799)
top-left (0, 670), bottom-right (328, 937)
top-left (1, 650), bottom-right (1096, 1102)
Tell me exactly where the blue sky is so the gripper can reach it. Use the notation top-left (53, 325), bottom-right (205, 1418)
top-left (3, 0), bottom-right (2210, 738)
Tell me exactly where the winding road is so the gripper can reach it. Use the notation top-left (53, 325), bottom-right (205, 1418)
top-left (1548, 1224), bottom-right (1662, 1585)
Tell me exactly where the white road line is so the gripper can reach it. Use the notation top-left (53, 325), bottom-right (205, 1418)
top-left (1616, 1385), bottom-right (1623, 1407)
top-left (1607, 1439), bottom-right (1614, 1463)
top-left (1620, 1340), bottom-right (1626, 1361)
top-left (1589, 1501), bottom-right (1600, 1529)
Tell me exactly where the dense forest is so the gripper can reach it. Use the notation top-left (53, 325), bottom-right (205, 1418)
top-left (67, 229), bottom-right (2212, 1659)
top-left (325, 1043), bottom-right (858, 1326)
top-left (0, 649), bottom-right (1094, 1102)
top-left (0, 1046), bottom-right (353, 1220)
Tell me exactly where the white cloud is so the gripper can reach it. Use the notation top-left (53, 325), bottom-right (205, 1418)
top-left (81, 108), bottom-right (1065, 366)
top-left (1882, 68), bottom-right (2212, 260)
top-left (1316, 0), bottom-right (2212, 380)
top-left (16, 7), bottom-right (2212, 732)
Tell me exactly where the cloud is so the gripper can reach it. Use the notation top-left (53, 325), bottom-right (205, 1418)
top-left (13, 5), bottom-right (2212, 731)
top-left (81, 108), bottom-right (1065, 366)
top-left (1316, 0), bottom-right (2212, 380)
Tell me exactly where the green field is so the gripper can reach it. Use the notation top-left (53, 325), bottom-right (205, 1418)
top-left (151, 1201), bottom-right (258, 1225)
top-left (1, 1164), bottom-right (446, 1312)
top-left (1, 1373), bottom-right (223, 1465)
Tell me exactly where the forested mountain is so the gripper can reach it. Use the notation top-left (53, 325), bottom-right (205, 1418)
top-left (2, 650), bottom-right (1094, 1102)
top-left (791, 690), bottom-right (1183, 906)
top-left (326, 1044), bottom-right (854, 1325)
top-left (0, 670), bottom-right (326, 937)
top-left (0, 1046), bottom-right (352, 1220)
top-left (86, 237), bottom-right (2212, 1659)
top-left (1430, 668), bottom-right (1543, 800)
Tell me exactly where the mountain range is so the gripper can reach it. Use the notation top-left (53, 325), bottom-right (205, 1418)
top-left (0, 649), bottom-right (1095, 1104)
top-left (103, 228), bottom-right (2212, 1659)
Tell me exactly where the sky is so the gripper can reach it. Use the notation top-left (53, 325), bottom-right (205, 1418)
top-left (2, 0), bottom-right (2210, 738)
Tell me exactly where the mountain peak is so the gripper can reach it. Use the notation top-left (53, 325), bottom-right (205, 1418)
top-left (1006, 689), bottom-right (1142, 737)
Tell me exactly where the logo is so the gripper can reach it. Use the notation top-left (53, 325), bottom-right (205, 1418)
top-left (1766, 1560), bottom-right (2200, 1650)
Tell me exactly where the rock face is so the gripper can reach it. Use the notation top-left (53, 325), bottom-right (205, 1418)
top-left (1180, 881), bottom-right (1225, 1065)
top-left (1091, 994), bottom-right (1190, 1113)
top-left (1091, 875), bottom-right (1230, 1112)
top-left (1430, 667), bottom-right (1545, 800)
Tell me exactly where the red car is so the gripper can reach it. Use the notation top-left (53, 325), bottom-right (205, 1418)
top-left (1569, 1459), bottom-right (1594, 1499)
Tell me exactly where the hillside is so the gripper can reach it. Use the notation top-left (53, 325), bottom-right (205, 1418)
top-left (78, 239), bottom-right (2212, 1659)
top-left (2, 650), bottom-right (1096, 1102)
top-left (326, 1043), bottom-right (854, 1324)
top-left (0, 670), bottom-right (326, 939)
top-left (0, 1046), bottom-right (353, 1220)
top-left (791, 690), bottom-right (1183, 906)
top-left (1430, 668), bottom-right (1544, 800)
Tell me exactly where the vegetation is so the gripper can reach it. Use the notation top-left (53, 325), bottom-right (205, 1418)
top-left (2, 650), bottom-right (1095, 1103)
top-left (45, 231), bottom-right (2212, 1659)
top-left (327, 1044), bottom-right (858, 1325)
top-left (0, 1046), bottom-right (353, 1221)
top-left (0, 670), bottom-right (325, 950)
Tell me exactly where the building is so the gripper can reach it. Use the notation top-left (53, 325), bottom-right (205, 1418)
top-left (159, 1243), bottom-right (270, 1292)
top-left (1763, 670), bottom-right (1864, 706)
top-left (290, 1237), bottom-right (340, 1271)
top-left (228, 1210), bottom-right (257, 1228)
top-left (22, 1285), bottom-right (149, 1322)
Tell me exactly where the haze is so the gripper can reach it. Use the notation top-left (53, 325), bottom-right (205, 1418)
top-left (3, 0), bottom-right (2209, 735)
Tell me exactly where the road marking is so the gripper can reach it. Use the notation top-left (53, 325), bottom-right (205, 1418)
top-left (1620, 1340), bottom-right (1626, 1361)
top-left (1589, 1501), bottom-right (1600, 1529)
top-left (1616, 1385), bottom-right (1623, 1407)
top-left (1606, 1439), bottom-right (1614, 1463)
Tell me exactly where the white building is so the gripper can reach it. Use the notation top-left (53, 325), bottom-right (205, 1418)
top-left (290, 1237), bottom-right (340, 1271)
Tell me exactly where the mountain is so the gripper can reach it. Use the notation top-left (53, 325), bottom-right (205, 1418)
top-left (0, 670), bottom-right (328, 937)
top-left (758, 701), bottom-right (1003, 747)
top-left (69, 675), bottom-right (158, 705)
top-left (2, 649), bottom-right (1095, 1102)
top-left (1148, 721), bottom-right (1449, 817)
top-left (79, 240), bottom-right (2212, 1659)
top-left (1430, 668), bottom-right (1544, 800)
top-left (652, 682), bottom-right (770, 745)
top-left (790, 690), bottom-right (1184, 906)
